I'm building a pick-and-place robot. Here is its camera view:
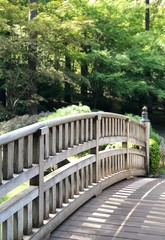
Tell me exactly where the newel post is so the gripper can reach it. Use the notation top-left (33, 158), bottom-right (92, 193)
top-left (141, 106), bottom-right (150, 176)
top-left (30, 126), bottom-right (49, 227)
top-left (90, 114), bottom-right (101, 183)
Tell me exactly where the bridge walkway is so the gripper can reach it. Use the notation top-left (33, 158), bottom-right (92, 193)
top-left (50, 177), bottom-right (165, 240)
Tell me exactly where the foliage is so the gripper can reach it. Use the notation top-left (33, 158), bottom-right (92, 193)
top-left (159, 166), bottom-right (165, 174)
top-left (39, 104), bottom-right (91, 121)
top-left (149, 138), bottom-right (161, 176)
top-left (150, 127), bottom-right (163, 144)
top-left (0, 0), bottom-right (165, 116)
top-left (0, 104), bottom-right (91, 135)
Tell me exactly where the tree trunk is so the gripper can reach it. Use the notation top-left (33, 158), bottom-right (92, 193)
top-left (64, 55), bottom-right (72, 103)
top-left (28, 0), bottom-right (38, 114)
top-left (145, 0), bottom-right (150, 30)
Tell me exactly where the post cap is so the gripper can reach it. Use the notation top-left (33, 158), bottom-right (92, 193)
top-left (141, 106), bottom-right (150, 123)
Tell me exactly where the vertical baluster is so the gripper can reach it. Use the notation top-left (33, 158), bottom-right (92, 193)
top-left (111, 156), bottom-right (114, 174)
top-left (80, 119), bottom-right (84, 143)
top-left (57, 125), bottom-right (62, 152)
top-left (51, 127), bottom-right (56, 155)
top-left (70, 122), bottom-right (74, 147)
top-left (14, 138), bottom-right (24, 174)
top-left (74, 171), bottom-right (79, 195)
top-left (24, 135), bottom-right (33, 168)
top-left (24, 202), bottom-right (32, 235)
top-left (112, 118), bottom-right (114, 136)
top-left (70, 173), bottom-right (75, 199)
top-left (3, 143), bottom-right (14, 180)
top-left (108, 157), bottom-right (111, 176)
top-left (0, 224), bottom-right (2, 240)
top-left (85, 119), bottom-right (89, 142)
top-left (101, 118), bottom-right (104, 138)
top-left (89, 119), bottom-right (93, 140)
top-left (44, 190), bottom-right (50, 219)
top-left (118, 119), bottom-right (120, 136)
top-left (109, 118), bottom-right (111, 136)
top-left (57, 181), bottom-right (63, 208)
top-left (89, 164), bottom-right (93, 185)
top-left (105, 118), bottom-right (108, 137)
top-left (63, 177), bottom-right (69, 203)
top-left (118, 155), bottom-right (121, 172)
top-left (14, 209), bottom-right (23, 240)
top-left (75, 121), bottom-right (79, 145)
top-left (85, 166), bottom-right (89, 188)
top-left (80, 168), bottom-right (84, 191)
top-left (3, 216), bottom-right (13, 240)
top-left (115, 119), bottom-right (118, 136)
top-left (63, 123), bottom-right (68, 150)
top-left (102, 159), bottom-right (105, 178)
top-left (50, 185), bottom-right (56, 213)
top-left (0, 146), bottom-right (2, 184)
top-left (120, 119), bottom-right (123, 136)
top-left (45, 128), bottom-right (49, 159)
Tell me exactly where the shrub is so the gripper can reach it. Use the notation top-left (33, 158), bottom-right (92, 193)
top-left (39, 104), bottom-right (91, 121)
top-left (149, 138), bottom-right (161, 176)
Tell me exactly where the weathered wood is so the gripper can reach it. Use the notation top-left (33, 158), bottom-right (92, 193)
top-left (49, 185), bottom-right (56, 214)
top-left (24, 135), bottom-right (33, 168)
top-left (24, 202), bottom-right (32, 235)
top-left (3, 143), bottom-right (14, 180)
top-left (0, 111), bottom-right (149, 240)
top-left (14, 138), bottom-right (24, 174)
top-left (0, 146), bottom-right (2, 184)
top-left (14, 209), bottom-right (23, 240)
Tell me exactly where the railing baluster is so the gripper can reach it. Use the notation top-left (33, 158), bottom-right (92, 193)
top-left (3, 216), bottom-right (13, 240)
top-left (80, 120), bottom-right (84, 143)
top-left (24, 135), bottom-right (33, 168)
top-left (3, 143), bottom-right (14, 180)
top-left (24, 202), bottom-right (32, 235)
top-left (0, 146), bottom-right (2, 184)
top-left (49, 185), bottom-right (56, 213)
top-left (14, 209), bottom-right (23, 240)
top-left (70, 174), bottom-right (75, 199)
top-left (14, 138), bottom-right (24, 174)
top-left (85, 119), bottom-right (89, 142)
top-left (44, 190), bottom-right (50, 219)
top-left (63, 177), bottom-right (69, 203)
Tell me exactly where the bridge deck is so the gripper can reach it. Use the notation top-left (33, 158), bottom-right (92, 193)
top-left (50, 177), bottom-right (165, 240)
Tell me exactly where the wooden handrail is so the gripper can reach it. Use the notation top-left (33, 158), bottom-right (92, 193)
top-left (0, 111), bottom-right (149, 240)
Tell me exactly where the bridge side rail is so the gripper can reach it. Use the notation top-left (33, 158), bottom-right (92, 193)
top-left (0, 112), bottom-right (148, 240)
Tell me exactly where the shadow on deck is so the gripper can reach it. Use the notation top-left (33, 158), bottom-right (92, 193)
top-left (50, 177), bottom-right (165, 240)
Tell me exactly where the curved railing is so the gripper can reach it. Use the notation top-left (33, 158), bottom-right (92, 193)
top-left (0, 112), bottom-right (149, 240)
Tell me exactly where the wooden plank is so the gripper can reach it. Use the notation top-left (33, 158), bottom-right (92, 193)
top-left (50, 178), bottom-right (165, 240)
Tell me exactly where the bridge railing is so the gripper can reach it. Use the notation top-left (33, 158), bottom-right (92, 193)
top-left (0, 111), bottom-right (148, 240)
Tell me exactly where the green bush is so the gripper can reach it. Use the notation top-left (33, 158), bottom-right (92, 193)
top-left (149, 138), bottom-right (161, 176)
top-left (39, 104), bottom-right (91, 121)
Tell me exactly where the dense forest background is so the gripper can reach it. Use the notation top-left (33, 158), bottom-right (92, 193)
top-left (0, 0), bottom-right (165, 120)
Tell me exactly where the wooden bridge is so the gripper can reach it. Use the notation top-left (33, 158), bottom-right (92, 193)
top-left (0, 108), bottom-right (155, 240)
